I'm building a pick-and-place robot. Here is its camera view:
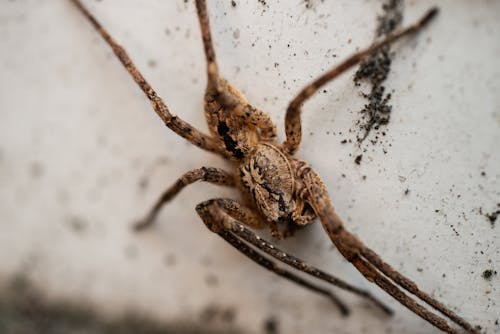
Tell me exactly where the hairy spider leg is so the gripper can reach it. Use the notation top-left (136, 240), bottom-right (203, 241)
top-left (196, 198), bottom-right (394, 316)
top-left (134, 167), bottom-right (235, 230)
top-left (195, 0), bottom-right (277, 143)
top-left (301, 166), bottom-right (478, 334)
top-left (282, 8), bottom-right (438, 155)
top-left (133, 166), bottom-right (390, 316)
top-left (220, 231), bottom-right (350, 316)
top-left (71, 2), bottom-right (478, 332)
top-left (194, 0), bottom-right (219, 88)
top-left (70, 0), bottom-right (227, 157)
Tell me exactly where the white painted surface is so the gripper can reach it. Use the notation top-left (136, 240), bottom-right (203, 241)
top-left (0, 1), bottom-right (499, 333)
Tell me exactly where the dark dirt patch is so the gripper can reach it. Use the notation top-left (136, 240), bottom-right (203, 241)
top-left (485, 207), bottom-right (500, 228)
top-left (200, 304), bottom-right (237, 325)
top-left (163, 253), bottom-right (177, 267)
top-left (481, 204), bottom-right (500, 228)
top-left (205, 274), bottom-right (219, 287)
top-left (200, 305), bottom-right (219, 322)
top-left (482, 269), bottom-right (497, 280)
top-left (222, 307), bottom-right (236, 323)
top-left (65, 215), bottom-right (88, 234)
top-left (138, 176), bottom-right (149, 190)
top-left (304, 0), bottom-right (325, 9)
top-left (263, 315), bottom-right (279, 334)
top-left (147, 59), bottom-right (157, 68)
top-left (0, 275), bottom-right (242, 334)
top-left (353, 0), bottom-right (403, 147)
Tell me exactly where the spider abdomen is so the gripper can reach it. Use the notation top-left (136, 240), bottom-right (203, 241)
top-left (238, 143), bottom-right (294, 223)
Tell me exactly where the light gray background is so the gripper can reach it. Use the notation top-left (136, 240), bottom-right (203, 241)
top-left (0, 1), bottom-right (499, 333)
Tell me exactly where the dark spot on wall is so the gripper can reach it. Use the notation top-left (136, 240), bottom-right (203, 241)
top-left (147, 59), bottom-right (157, 68)
top-left (66, 215), bottom-right (88, 234)
top-left (264, 315), bottom-right (279, 334)
top-left (221, 307), bottom-right (236, 323)
top-left (353, 0), bottom-right (403, 148)
top-left (0, 275), bottom-right (242, 334)
top-left (163, 253), bottom-right (176, 267)
top-left (138, 176), bottom-right (149, 190)
top-left (485, 208), bottom-right (500, 228)
top-left (29, 161), bottom-right (44, 179)
top-left (205, 274), bottom-right (218, 287)
top-left (199, 304), bottom-right (238, 326)
top-left (482, 269), bottom-right (497, 280)
top-left (449, 224), bottom-right (460, 237)
top-left (200, 305), bottom-right (218, 322)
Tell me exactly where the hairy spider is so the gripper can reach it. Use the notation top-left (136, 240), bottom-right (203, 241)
top-left (71, 1), bottom-right (478, 333)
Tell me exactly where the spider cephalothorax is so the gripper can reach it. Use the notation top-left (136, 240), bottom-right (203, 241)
top-left (71, 1), bottom-right (478, 333)
top-left (239, 144), bottom-right (294, 222)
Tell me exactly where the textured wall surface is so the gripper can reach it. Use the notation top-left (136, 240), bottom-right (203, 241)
top-left (0, 1), bottom-right (499, 333)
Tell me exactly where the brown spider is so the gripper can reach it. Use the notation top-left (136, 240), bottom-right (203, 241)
top-left (71, 1), bottom-right (478, 333)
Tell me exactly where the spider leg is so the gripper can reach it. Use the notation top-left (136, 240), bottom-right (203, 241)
top-left (134, 167), bottom-right (235, 231)
top-left (70, 0), bottom-right (226, 157)
top-left (360, 248), bottom-right (479, 333)
top-left (196, 198), bottom-right (394, 316)
top-left (301, 167), bottom-right (479, 334)
top-left (282, 7), bottom-right (439, 155)
top-left (220, 231), bottom-right (350, 316)
top-left (194, 0), bottom-right (220, 89)
top-left (195, 0), bottom-right (277, 141)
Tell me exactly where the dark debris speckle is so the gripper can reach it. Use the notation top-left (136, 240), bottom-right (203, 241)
top-left (353, 0), bottom-right (403, 146)
top-left (65, 215), bottom-right (88, 234)
top-left (482, 269), bottom-right (497, 280)
top-left (485, 209), bottom-right (500, 228)
top-left (264, 316), bottom-right (279, 334)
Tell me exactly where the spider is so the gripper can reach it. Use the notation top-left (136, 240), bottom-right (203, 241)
top-left (71, 1), bottom-right (478, 333)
